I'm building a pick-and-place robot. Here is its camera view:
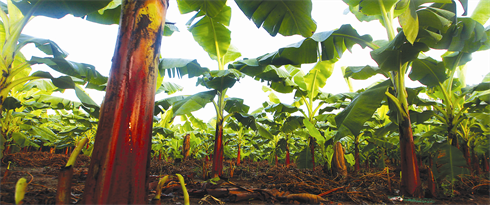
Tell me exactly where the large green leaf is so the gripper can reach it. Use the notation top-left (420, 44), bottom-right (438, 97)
top-left (3, 96), bottom-right (21, 110)
top-left (461, 82), bottom-right (490, 95)
top-left (17, 34), bottom-right (68, 58)
top-left (436, 18), bottom-right (488, 52)
top-left (13, 0), bottom-right (112, 18)
top-left (230, 24), bottom-right (372, 81)
top-left (230, 61), bottom-right (290, 82)
top-left (11, 132), bottom-right (28, 147)
top-left (85, 3), bottom-right (121, 25)
top-left (303, 119), bottom-right (324, 145)
top-left (177, 0), bottom-right (226, 17)
top-left (26, 94), bottom-right (82, 110)
top-left (255, 122), bottom-right (273, 140)
top-left (21, 124), bottom-right (58, 142)
top-left (235, 0), bottom-right (316, 38)
top-left (471, 0), bottom-right (490, 25)
top-left (154, 96), bottom-right (187, 115)
top-left (232, 112), bottom-right (257, 130)
top-left (156, 82), bottom-right (184, 95)
top-left (264, 103), bottom-right (298, 118)
top-left (281, 116), bottom-right (304, 133)
top-left (224, 97), bottom-right (249, 114)
top-left (297, 147), bottom-right (313, 169)
top-left (29, 57), bottom-right (108, 87)
top-left (344, 65), bottom-right (388, 79)
top-left (21, 79), bottom-right (57, 92)
top-left (434, 143), bottom-right (470, 181)
top-left (409, 57), bottom-right (448, 88)
top-left (336, 80), bottom-right (391, 137)
top-left (187, 5), bottom-right (231, 60)
top-left (409, 110), bottom-right (436, 124)
top-left (398, 0), bottom-right (419, 44)
top-left (303, 60), bottom-right (334, 98)
top-left (371, 32), bottom-right (429, 72)
top-left (358, 0), bottom-right (398, 16)
top-left (74, 85), bottom-right (100, 118)
top-left (198, 69), bottom-right (244, 91)
top-left (172, 90), bottom-right (217, 116)
top-left (160, 58), bottom-right (209, 78)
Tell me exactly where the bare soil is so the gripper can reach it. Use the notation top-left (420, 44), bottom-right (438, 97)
top-left (1, 152), bottom-right (489, 204)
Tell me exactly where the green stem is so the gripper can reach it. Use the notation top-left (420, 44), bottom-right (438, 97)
top-left (66, 137), bottom-right (89, 167)
top-left (379, 0), bottom-right (396, 40)
top-left (385, 91), bottom-right (407, 118)
top-left (7, 62), bottom-right (31, 83)
top-left (446, 53), bottom-right (463, 97)
top-left (154, 175), bottom-right (169, 200)
top-left (175, 174), bottom-right (189, 205)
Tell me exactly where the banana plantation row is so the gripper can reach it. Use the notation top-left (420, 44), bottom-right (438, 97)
top-left (0, 0), bottom-right (488, 204)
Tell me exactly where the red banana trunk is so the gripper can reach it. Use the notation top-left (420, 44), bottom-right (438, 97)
top-left (237, 143), bottom-right (241, 166)
top-left (309, 136), bottom-right (315, 171)
top-left (398, 115), bottom-right (422, 197)
top-left (211, 118), bottom-right (224, 178)
top-left (82, 0), bottom-right (167, 203)
top-left (354, 141), bottom-right (360, 171)
top-left (483, 154), bottom-right (489, 172)
top-left (286, 146), bottom-right (290, 168)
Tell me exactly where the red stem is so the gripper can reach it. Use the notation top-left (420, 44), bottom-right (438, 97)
top-left (399, 115), bottom-right (422, 197)
top-left (309, 136), bottom-right (315, 171)
top-left (237, 144), bottom-right (241, 166)
top-left (82, 1), bottom-right (167, 203)
top-left (275, 154), bottom-right (278, 167)
top-left (354, 141), bottom-right (360, 171)
top-left (483, 154), bottom-right (489, 172)
top-left (211, 118), bottom-right (224, 178)
top-left (286, 147), bottom-right (290, 168)
top-left (56, 166), bottom-right (74, 204)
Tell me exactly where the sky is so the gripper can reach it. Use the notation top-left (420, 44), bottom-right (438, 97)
top-left (19, 0), bottom-right (490, 122)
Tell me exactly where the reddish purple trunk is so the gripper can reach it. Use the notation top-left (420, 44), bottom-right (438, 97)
top-left (472, 148), bottom-right (481, 175)
top-left (82, 1), bottom-right (167, 203)
top-left (309, 136), bottom-right (315, 171)
top-left (399, 115), bottom-right (422, 197)
top-left (275, 154), bottom-right (278, 166)
top-left (211, 118), bottom-right (224, 178)
top-left (286, 146), bottom-right (290, 168)
top-left (56, 166), bottom-right (74, 204)
top-left (461, 142), bottom-right (471, 171)
top-left (483, 154), bottom-right (489, 172)
top-left (237, 144), bottom-right (241, 166)
top-left (427, 155), bottom-right (437, 198)
top-left (354, 141), bottom-right (360, 171)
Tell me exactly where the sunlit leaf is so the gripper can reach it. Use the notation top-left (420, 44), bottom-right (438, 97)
top-left (172, 90), bottom-right (217, 116)
top-left (13, 0), bottom-right (112, 18)
top-left (409, 57), bottom-right (448, 88)
top-left (336, 80), bottom-right (391, 137)
top-left (160, 58), bottom-right (209, 78)
top-left (224, 97), bottom-right (249, 114)
top-left (235, 0), bottom-right (316, 38)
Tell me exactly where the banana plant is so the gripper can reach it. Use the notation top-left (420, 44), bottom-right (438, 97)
top-left (1, 0), bottom-right (110, 112)
top-left (225, 114), bottom-right (259, 166)
top-left (338, 0), bottom-right (482, 197)
top-left (159, 0), bottom-right (318, 177)
top-left (229, 24), bottom-right (374, 170)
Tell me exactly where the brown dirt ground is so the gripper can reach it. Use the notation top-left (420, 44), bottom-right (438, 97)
top-left (0, 152), bottom-right (489, 204)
